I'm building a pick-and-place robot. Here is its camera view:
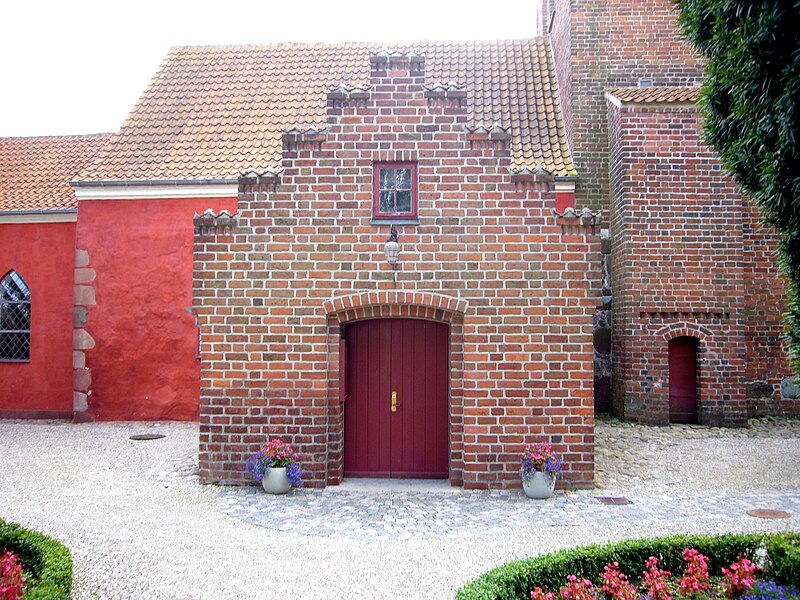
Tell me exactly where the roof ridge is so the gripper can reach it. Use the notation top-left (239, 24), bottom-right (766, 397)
top-left (0, 133), bottom-right (113, 142)
top-left (167, 38), bottom-right (547, 52)
top-left (609, 85), bottom-right (700, 90)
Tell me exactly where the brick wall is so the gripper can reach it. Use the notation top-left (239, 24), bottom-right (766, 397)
top-left (547, 0), bottom-right (704, 210)
top-left (743, 204), bottom-right (796, 414)
top-left (193, 53), bottom-right (601, 489)
top-left (607, 97), bottom-right (797, 425)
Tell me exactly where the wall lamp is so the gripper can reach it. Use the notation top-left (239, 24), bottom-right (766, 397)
top-left (384, 226), bottom-right (399, 269)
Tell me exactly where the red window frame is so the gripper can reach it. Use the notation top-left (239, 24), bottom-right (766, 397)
top-left (372, 162), bottom-right (418, 219)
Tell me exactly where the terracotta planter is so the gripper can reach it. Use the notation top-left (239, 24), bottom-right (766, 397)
top-left (522, 471), bottom-right (556, 499)
top-left (261, 467), bottom-right (292, 495)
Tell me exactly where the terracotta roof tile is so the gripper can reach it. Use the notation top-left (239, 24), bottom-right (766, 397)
top-left (77, 40), bottom-right (576, 182)
top-left (0, 134), bottom-right (112, 211)
top-left (609, 86), bottom-right (700, 104)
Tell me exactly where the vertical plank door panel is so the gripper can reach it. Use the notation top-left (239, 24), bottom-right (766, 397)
top-left (669, 336), bottom-right (699, 423)
top-left (344, 318), bottom-right (448, 478)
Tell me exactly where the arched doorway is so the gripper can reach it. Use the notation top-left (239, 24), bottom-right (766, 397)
top-left (343, 318), bottom-right (449, 478)
top-left (669, 336), bottom-right (699, 423)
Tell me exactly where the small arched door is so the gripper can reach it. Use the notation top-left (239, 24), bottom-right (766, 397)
top-left (668, 336), bottom-right (699, 423)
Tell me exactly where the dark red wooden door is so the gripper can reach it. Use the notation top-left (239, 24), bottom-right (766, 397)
top-left (344, 318), bottom-right (449, 478)
top-left (669, 337), bottom-right (698, 423)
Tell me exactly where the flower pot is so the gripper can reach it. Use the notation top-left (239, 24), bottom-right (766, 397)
top-left (261, 467), bottom-right (292, 495)
top-left (522, 471), bottom-right (556, 499)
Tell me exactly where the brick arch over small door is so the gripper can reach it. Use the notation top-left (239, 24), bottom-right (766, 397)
top-left (656, 322), bottom-right (711, 424)
top-left (324, 292), bottom-right (467, 486)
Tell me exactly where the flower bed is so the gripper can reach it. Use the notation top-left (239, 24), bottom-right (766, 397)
top-left (0, 519), bottom-right (71, 599)
top-left (456, 534), bottom-right (800, 600)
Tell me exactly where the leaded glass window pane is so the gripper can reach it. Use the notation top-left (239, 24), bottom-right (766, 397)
top-left (1, 270), bottom-right (30, 302)
top-left (0, 271), bottom-right (31, 361)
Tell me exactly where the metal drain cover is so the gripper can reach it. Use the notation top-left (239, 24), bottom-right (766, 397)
top-left (745, 509), bottom-right (791, 519)
top-left (129, 434), bottom-right (166, 441)
top-left (597, 496), bottom-right (632, 505)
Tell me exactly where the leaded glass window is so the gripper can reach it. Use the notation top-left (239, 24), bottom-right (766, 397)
top-left (0, 271), bottom-right (31, 361)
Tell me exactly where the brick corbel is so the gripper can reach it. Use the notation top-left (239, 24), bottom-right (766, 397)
top-left (282, 125), bottom-right (328, 152)
top-left (193, 208), bottom-right (238, 235)
top-left (369, 49), bottom-right (426, 74)
top-left (327, 84), bottom-right (370, 109)
top-left (238, 167), bottom-right (281, 194)
top-left (464, 123), bottom-right (511, 149)
top-left (553, 206), bottom-right (603, 232)
top-left (424, 82), bottom-right (468, 109)
top-left (509, 163), bottom-right (554, 184)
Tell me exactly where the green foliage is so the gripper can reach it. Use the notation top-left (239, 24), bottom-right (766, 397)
top-left (673, 0), bottom-right (800, 371)
top-left (766, 533), bottom-right (800, 589)
top-left (455, 534), bottom-right (771, 600)
top-left (0, 518), bottom-right (72, 599)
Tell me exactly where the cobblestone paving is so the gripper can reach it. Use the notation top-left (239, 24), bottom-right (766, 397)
top-left (217, 487), bottom-right (800, 540)
top-left (212, 416), bottom-right (800, 539)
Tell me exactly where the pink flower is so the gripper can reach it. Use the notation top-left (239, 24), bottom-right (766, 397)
top-left (722, 555), bottom-right (757, 599)
top-left (0, 551), bottom-right (26, 600)
top-left (599, 561), bottom-right (637, 600)
top-left (559, 574), bottom-right (596, 600)
top-left (642, 556), bottom-right (672, 600)
top-left (678, 548), bottom-right (710, 597)
top-left (531, 587), bottom-right (557, 600)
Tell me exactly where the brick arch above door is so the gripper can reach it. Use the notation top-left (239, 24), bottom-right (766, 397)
top-left (323, 291), bottom-right (468, 324)
top-left (323, 291), bottom-right (466, 486)
top-left (655, 321), bottom-right (713, 342)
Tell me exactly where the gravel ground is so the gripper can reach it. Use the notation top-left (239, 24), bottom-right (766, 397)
top-left (1, 417), bottom-right (799, 600)
top-left (594, 417), bottom-right (800, 494)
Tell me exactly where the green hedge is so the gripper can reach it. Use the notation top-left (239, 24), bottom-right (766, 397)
top-left (456, 533), bottom-right (800, 600)
top-left (0, 518), bottom-right (72, 599)
top-left (766, 534), bottom-right (800, 590)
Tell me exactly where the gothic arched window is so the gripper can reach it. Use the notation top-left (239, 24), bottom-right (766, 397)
top-left (0, 271), bottom-right (31, 361)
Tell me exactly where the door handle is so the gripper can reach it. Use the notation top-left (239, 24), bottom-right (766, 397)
top-left (391, 391), bottom-right (397, 412)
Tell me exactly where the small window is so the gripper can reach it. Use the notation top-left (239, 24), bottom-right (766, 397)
top-left (0, 270), bottom-right (31, 362)
top-left (373, 162), bottom-right (418, 219)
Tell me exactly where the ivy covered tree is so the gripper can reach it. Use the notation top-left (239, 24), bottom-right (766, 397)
top-left (674, 0), bottom-right (800, 371)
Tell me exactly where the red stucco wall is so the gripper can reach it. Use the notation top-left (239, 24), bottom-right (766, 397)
top-left (77, 196), bottom-right (236, 421)
top-left (0, 221), bottom-right (76, 415)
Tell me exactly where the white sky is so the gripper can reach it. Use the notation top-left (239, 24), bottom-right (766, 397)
top-left (0, 0), bottom-right (542, 137)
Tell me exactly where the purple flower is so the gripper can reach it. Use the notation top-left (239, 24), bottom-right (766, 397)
top-left (521, 441), bottom-right (563, 481)
top-left (245, 438), bottom-right (304, 487)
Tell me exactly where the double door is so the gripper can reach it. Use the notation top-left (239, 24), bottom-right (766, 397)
top-left (344, 318), bottom-right (449, 478)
